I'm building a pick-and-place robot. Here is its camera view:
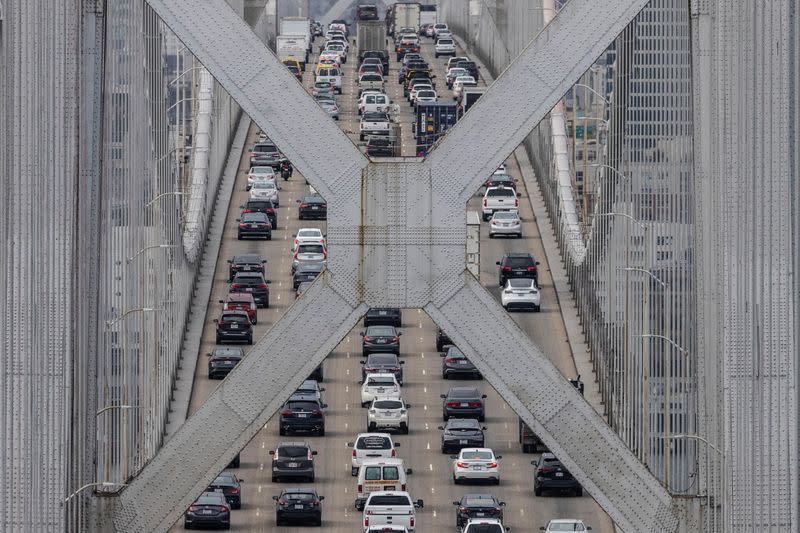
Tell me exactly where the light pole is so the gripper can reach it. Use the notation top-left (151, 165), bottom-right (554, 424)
top-left (125, 244), bottom-right (177, 264)
top-left (663, 433), bottom-right (725, 526)
top-left (64, 482), bottom-right (127, 504)
top-left (106, 307), bottom-right (163, 327)
top-left (96, 405), bottom-right (141, 416)
top-left (635, 333), bottom-right (689, 490)
top-left (169, 66), bottom-right (203, 86)
top-left (166, 97), bottom-right (198, 114)
top-left (146, 191), bottom-right (188, 207)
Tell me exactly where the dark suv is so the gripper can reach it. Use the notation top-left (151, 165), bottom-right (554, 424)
top-left (270, 441), bottom-right (318, 482)
top-left (207, 346), bottom-right (245, 379)
top-left (279, 394), bottom-right (327, 436)
top-left (241, 199), bottom-right (278, 229)
top-left (364, 308), bottom-right (402, 327)
top-left (297, 194), bottom-right (327, 220)
top-left (532, 453), bottom-right (582, 496)
top-left (250, 142), bottom-right (291, 173)
top-left (228, 254), bottom-right (265, 282)
top-left (455, 60), bottom-right (480, 80)
top-left (215, 310), bottom-right (253, 344)
top-left (207, 472), bottom-right (243, 509)
top-left (453, 494), bottom-right (505, 529)
top-left (441, 386), bottom-right (487, 421)
top-left (496, 252), bottom-right (540, 286)
top-left (361, 325), bottom-right (401, 356)
top-left (230, 272), bottom-right (271, 308)
top-left (361, 352), bottom-right (405, 384)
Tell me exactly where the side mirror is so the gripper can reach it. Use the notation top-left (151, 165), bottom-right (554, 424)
top-left (272, 496), bottom-right (279, 501)
top-left (239, 205), bottom-right (245, 209)
top-left (406, 468), bottom-right (413, 474)
top-left (400, 361), bottom-right (406, 364)
top-left (265, 279), bottom-right (272, 284)
top-left (437, 426), bottom-right (444, 430)
top-left (481, 394), bottom-right (487, 398)
top-left (346, 442), bottom-right (354, 447)
top-left (587, 528), bottom-right (593, 531)
top-left (268, 450), bottom-right (275, 455)
top-left (321, 403), bottom-right (328, 409)
top-left (357, 380), bottom-right (363, 384)
top-left (213, 319), bottom-right (219, 323)
top-left (536, 261), bottom-right (541, 265)
top-left (439, 353), bottom-right (446, 357)
top-left (452, 501), bottom-right (460, 506)
top-left (227, 259), bottom-right (232, 263)
top-left (235, 218), bottom-right (241, 222)
top-left (296, 199), bottom-right (301, 203)
top-left (397, 332), bottom-right (402, 336)
top-left (312, 450), bottom-right (318, 455)
top-left (262, 260), bottom-right (267, 263)
top-left (394, 442), bottom-right (400, 447)
top-left (415, 499), bottom-right (424, 509)
top-left (359, 360), bottom-right (366, 365)
top-left (405, 403), bottom-right (411, 408)
top-left (531, 460), bottom-right (538, 466)
top-left (496, 455), bottom-right (503, 459)
top-left (440, 394), bottom-right (447, 399)
top-left (499, 501), bottom-right (506, 506)
top-left (495, 261), bottom-right (501, 265)
top-left (359, 332), bottom-right (365, 336)
top-left (319, 387), bottom-right (326, 392)
top-left (540, 528), bottom-right (546, 531)
top-left (482, 427), bottom-right (487, 431)
top-left (238, 478), bottom-right (245, 482)
top-left (517, 192), bottom-right (522, 197)
top-left (319, 496), bottom-right (325, 501)
top-left (206, 353), bottom-right (212, 357)
top-left (218, 299), bottom-right (224, 304)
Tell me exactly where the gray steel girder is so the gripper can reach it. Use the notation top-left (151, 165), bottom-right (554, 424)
top-left (426, 275), bottom-right (678, 533)
top-left (427, 0), bottom-right (652, 203)
top-left (114, 0), bottom-right (680, 531)
top-left (112, 276), bottom-right (366, 532)
top-left (145, 0), bottom-right (368, 202)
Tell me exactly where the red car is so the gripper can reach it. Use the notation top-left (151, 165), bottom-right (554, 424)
top-left (220, 292), bottom-right (258, 324)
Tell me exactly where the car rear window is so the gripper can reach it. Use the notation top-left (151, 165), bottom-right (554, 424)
top-left (284, 492), bottom-right (315, 501)
top-left (369, 353), bottom-right (397, 364)
top-left (367, 377), bottom-right (396, 387)
top-left (505, 256), bottom-right (534, 267)
top-left (298, 230), bottom-right (321, 237)
top-left (196, 494), bottom-right (225, 505)
top-left (242, 213), bottom-right (268, 222)
top-left (509, 278), bottom-right (535, 288)
top-left (368, 495), bottom-right (411, 506)
top-left (357, 435), bottom-right (392, 450)
top-left (450, 388), bottom-right (479, 398)
top-left (448, 419), bottom-right (480, 429)
top-left (438, 39), bottom-right (453, 44)
top-left (373, 399), bottom-right (403, 409)
top-left (362, 74), bottom-right (382, 81)
top-left (298, 244), bottom-right (325, 253)
top-left (547, 524), bottom-right (586, 532)
top-left (486, 188), bottom-right (515, 197)
top-left (465, 525), bottom-right (503, 533)
top-left (367, 326), bottom-right (395, 336)
top-left (213, 474), bottom-right (235, 484)
top-left (278, 445), bottom-right (308, 458)
top-left (381, 466), bottom-right (400, 480)
top-left (287, 401), bottom-right (319, 411)
top-left (463, 497), bottom-right (495, 507)
top-left (462, 450), bottom-right (493, 460)
top-left (223, 314), bottom-right (250, 324)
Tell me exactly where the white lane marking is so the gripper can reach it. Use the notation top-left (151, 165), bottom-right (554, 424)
top-left (424, 387), bottom-right (427, 393)
top-left (346, 352), bottom-right (350, 359)
top-left (520, 508), bottom-right (525, 516)
top-left (422, 368), bottom-right (426, 376)
top-left (345, 403), bottom-right (349, 411)
top-left (345, 385), bottom-right (349, 393)
top-left (261, 441), bottom-right (265, 449)
top-left (433, 510), bottom-right (437, 518)
top-left (258, 485), bottom-right (262, 493)
top-left (425, 422), bottom-right (429, 430)
top-left (256, 508), bottom-right (260, 517)
top-left (277, 294), bottom-right (281, 300)
top-left (345, 422), bottom-right (349, 429)
top-left (429, 463), bottom-right (433, 471)
top-left (423, 405), bottom-right (427, 411)
top-left (259, 463), bottom-right (263, 471)
top-left (418, 322), bottom-right (422, 329)
top-left (346, 368), bottom-right (350, 375)
top-left (426, 442), bottom-right (430, 450)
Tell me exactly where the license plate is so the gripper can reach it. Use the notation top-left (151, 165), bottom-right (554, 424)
top-left (472, 465), bottom-right (483, 470)
top-left (377, 339), bottom-right (387, 343)
top-left (555, 472), bottom-right (564, 477)
top-left (379, 311), bottom-right (387, 315)
top-left (250, 223), bottom-right (257, 228)
top-left (460, 402), bottom-right (469, 407)
top-left (312, 206), bottom-right (319, 210)
top-left (224, 360), bottom-right (232, 364)
top-left (245, 287), bottom-right (253, 292)
top-left (294, 504), bottom-right (304, 510)
top-left (298, 413), bottom-right (308, 418)
top-left (384, 486), bottom-right (395, 491)
top-left (202, 509), bottom-right (213, 515)
top-left (459, 439), bottom-right (468, 444)
top-left (243, 266), bottom-right (251, 270)
top-left (376, 388), bottom-right (385, 393)
top-left (230, 324), bottom-right (238, 329)
top-left (458, 360), bottom-right (467, 364)
top-left (287, 462), bottom-right (298, 468)
top-left (476, 513), bottom-right (485, 517)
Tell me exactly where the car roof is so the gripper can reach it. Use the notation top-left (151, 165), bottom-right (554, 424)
top-left (211, 346), bottom-right (244, 357)
top-left (225, 292), bottom-right (255, 302)
top-left (365, 373), bottom-right (397, 380)
top-left (280, 488), bottom-right (318, 495)
top-left (222, 310), bottom-right (250, 317)
top-left (277, 440), bottom-right (311, 448)
top-left (232, 253), bottom-right (262, 262)
top-left (504, 252), bottom-right (533, 257)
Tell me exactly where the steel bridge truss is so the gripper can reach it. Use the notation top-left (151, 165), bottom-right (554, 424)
top-left (109, 1), bottom-right (678, 531)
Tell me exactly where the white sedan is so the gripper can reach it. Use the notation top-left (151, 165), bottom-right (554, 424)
top-left (501, 278), bottom-right (541, 312)
top-left (247, 166), bottom-right (276, 190)
top-left (452, 76), bottom-right (477, 100)
top-left (368, 396), bottom-right (409, 434)
top-left (249, 180), bottom-right (279, 205)
top-left (452, 447), bottom-right (501, 485)
top-left (464, 518), bottom-right (507, 533)
top-left (542, 519), bottom-right (592, 532)
top-left (361, 373), bottom-right (401, 407)
top-left (489, 211), bottom-right (522, 238)
top-left (414, 90), bottom-right (438, 106)
top-left (293, 228), bottom-right (325, 251)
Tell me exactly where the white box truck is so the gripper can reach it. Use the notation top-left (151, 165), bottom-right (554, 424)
top-left (276, 35), bottom-right (309, 70)
top-left (357, 20), bottom-right (386, 60)
top-left (280, 16), bottom-right (312, 51)
top-left (393, 3), bottom-right (421, 34)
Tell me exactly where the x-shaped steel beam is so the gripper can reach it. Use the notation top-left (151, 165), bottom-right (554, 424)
top-left (111, 1), bottom-right (678, 531)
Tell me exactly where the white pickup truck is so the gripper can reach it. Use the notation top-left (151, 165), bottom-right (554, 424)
top-left (362, 491), bottom-right (423, 532)
top-left (360, 112), bottom-right (391, 141)
top-left (482, 186), bottom-right (519, 221)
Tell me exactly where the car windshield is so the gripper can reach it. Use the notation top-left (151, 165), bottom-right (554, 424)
top-left (367, 377), bottom-right (396, 386)
top-left (509, 278), bottom-right (535, 288)
top-left (298, 244), bottom-right (324, 254)
top-left (250, 166), bottom-right (275, 175)
top-left (284, 492), bottom-right (315, 501)
top-left (439, 39), bottom-right (453, 45)
top-left (447, 419), bottom-right (481, 429)
top-left (548, 524), bottom-right (586, 532)
top-left (461, 450), bottom-right (493, 460)
top-left (368, 495), bottom-right (411, 506)
top-left (450, 388), bottom-right (479, 399)
top-left (505, 256), bottom-right (533, 267)
top-left (369, 354), bottom-right (397, 364)
top-left (357, 435), bottom-right (392, 449)
top-left (373, 399), bottom-right (403, 409)
top-left (278, 446), bottom-right (308, 458)
top-left (367, 326), bottom-right (395, 336)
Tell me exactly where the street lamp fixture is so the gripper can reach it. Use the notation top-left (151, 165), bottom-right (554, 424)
top-left (592, 211), bottom-right (645, 229)
top-left (166, 97), bottom-right (198, 114)
top-left (126, 244), bottom-right (177, 264)
top-left (589, 163), bottom-right (630, 182)
top-left (96, 405), bottom-right (141, 416)
top-left (169, 66), bottom-right (204, 86)
top-left (64, 482), bottom-right (128, 504)
top-left (105, 307), bottom-right (163, 327)
top-left (635, 333), bottom-right (688, 354)
top-left (146, 191), bottom-right (188, 207)
top-left (573, 83), bottom-right (611, 106)
top-left (618, 267), bottom-right (667, 288)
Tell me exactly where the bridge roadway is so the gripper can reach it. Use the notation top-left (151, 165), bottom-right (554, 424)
top-left (170, 32), bottom-right (613, 532)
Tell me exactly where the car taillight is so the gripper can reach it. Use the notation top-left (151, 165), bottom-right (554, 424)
top-left (357, 483), bottom-right (363, 492)
top-left (457, 461), bottom-right (468, 468)
top-left (299, 203), bottom-right (309, 208)
top-left (323, 250), bottom-right (328, 259)
top-left (515, 198), bottom-right (519, 207)
top-left (502, 266), bottom-right (511, 272)
top-left (238, 223), bottom-right (246, 228)
top-left (538, 466), bottom-right (554, 474)
top-left (188, 505), bottom-right (198, 512)
top-left (293, 252), bottom-right (298, 259)
top-left (401, 483), bottom-right (406, 491)
top-left (528, 266), bottom-right (537, 271)
top-left (459, 506), bottom-right (467, 513)
top-left (483, 199), bottom-right (487, 207)
top-left (281, 409), bottom-right (293, 417)
top-left (364, 336), bottom-right (372, 342)
top-left (468, 401), bottom-right (482, 407)
top-left (218, 505), bottom-right (229, 512)
top-left (311, 410), bottom-right (322, 416)
top-left (217, 320), bottom-right (226, 326)
top-left (445, 358), bottom-right (457, 363)
top-left (229, 487), bottom-right (240, 494)
top-left (293, 239), bottom-right (299, 246)
top-left (391, 336), bottom-right (398, 342)
top-left (391, 449), bottom-right (396, 457)
top-left (364, 516), bottom-right (369, 526)
top-left (231, 283), bottom-right (243, 289)
top-left (278, 499), bottom-right (287, 505)
top-left (487, 461), bottom-right (498, 468)
top-left (242, 208), bottom-right (253, 214)
top-left (256, 283), bottom-right (268, 289)
top-left (352, 449), bottom-right (357, 457)
top-left (410, 517), bottom-right (415, 528)
top-left (447, 401), bottom-right (460, 407)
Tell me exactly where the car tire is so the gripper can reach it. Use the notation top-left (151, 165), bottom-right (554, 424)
top-left (489, 233), bottom-right (494, 239)
top-left (442, 372), bottom-right (448, 379)
top-left (252, 317), bottom-right (257, 325)
top-left (267, 234), bottom-right (272, 241)
top-left (216, 336), bottom-right (221, 344)
top-left (493, 478), bottom-right (500, 485)
top-left (275, 515), bottom-right (282, 526)
top-left (368, 422), bottom-right (376, 432)
top-left (315, 518), bottom-right (322, 527)
top-left (535, 305), bottom-right (541, 312)
top-left (247, 336), bottom-right (253, 345)
top-left (308, 474), bottom-right (315, 482)
top-left (478, 414), bottom-right (485, 422)
top-left (517, 233), bottom-right (523, 238)
top-left (400, 423), bottom-right (409, 434)
top-left (279, 427), bottom-right (286, 436)
top-left (443, 413), bottom-right (449, 421)
top-left (534, 486), bottom-right (543, 496)
top-left (453, 475), bottom-right (460, 485)
top-left (237, 234), bottom-right (242, 240)
top-left (265, 299), bottom-right (270, 308)
top-left (233, 502), bottom-right (241, 510)
top-left (318, 427), bottom-right (325, 436)
top-left (184, 523), bottom-right (191, 529)
top-left (272, 476), bottom-right (278, 483)
top-left (576, 487), bottom-right (583, 497)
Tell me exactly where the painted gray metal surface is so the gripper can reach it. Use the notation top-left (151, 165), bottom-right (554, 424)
top-left (114, 1), bottom-right (680, 531)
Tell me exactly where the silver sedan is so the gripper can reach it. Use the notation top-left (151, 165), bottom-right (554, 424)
top-left (488, 210), bottom-right (522, 238)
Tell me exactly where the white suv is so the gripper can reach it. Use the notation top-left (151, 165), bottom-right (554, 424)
top-left (463, 518), bottom-right (508, 533)
top-left (435, 37), bottom-right (456, 57)
top-left (368, 396), bottom-right (409, 433)
top-left (361, 373), bottom-right (401, 407)
top-left (348, 433), bottom-right (399, 476)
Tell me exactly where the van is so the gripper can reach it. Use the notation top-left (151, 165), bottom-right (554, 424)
top-left (316, 66), bottom-right (342, 93)
top-left (355, 458), bottom-right (412, 511)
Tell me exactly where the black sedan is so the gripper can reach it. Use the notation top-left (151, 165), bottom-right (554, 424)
top-left (273, 489), bottom-right (324, 526)
top-left (297, 194), bottom-right (327, 220)
top-left (532, 453), bottom-right (582, 496)
top-left (206, 346), bottom-right (245, 379)
top-left (453, 494), bottom-right (505, 529)
top-left (361, 352), bottom-right (405, 384)
top-left (441, 345), bottom-right (482, 380)
top-left (184, 491), bottom-right (230, 529)
top-left (270, 441), bottom-right (318, 482)
top-left (241, 199), bottom-right (277, 229)
top-left (364, 307), bottom-right (402, 327)
top-left (230, 272), bottom-right (270, 308)
top-left (441, 387), bottom-right (487, 421)
top-left (227, 253), bottom-right (265, 282)
top-left (207, 472), bottom-right (243, 509)
top-left (293, 261), bottom-right (324, 290)
top-left (361, 325), bottom-right (401, 356)
top-left (214, 310), bottom-right (253, 344)
top-left (438, 418), bottom-right (486, 453)
top-left (279, 394), bottom-right (327, 436)
top-left (436, 328), bottom-right (452, 351)
top-left (236, 212), bottom-right (272, 240)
